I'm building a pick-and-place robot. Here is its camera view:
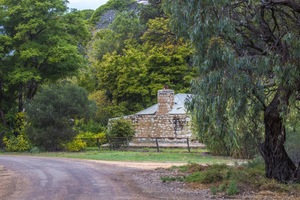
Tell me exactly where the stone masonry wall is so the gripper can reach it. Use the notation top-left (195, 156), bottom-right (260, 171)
top-left (125, 114), bottom-right (191, 138)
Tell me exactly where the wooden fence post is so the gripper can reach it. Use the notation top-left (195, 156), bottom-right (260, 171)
top-left (96, 138), bottom-right (100, 151)
top-left (186, 138), bottom-right (190, 153)
top-left (155, 138), bottom-right (160, 152)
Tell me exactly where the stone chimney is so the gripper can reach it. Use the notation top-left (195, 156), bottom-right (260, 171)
top-left (156, 86), bottom-right (174, 115)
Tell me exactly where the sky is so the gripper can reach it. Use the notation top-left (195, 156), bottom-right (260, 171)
top-left (68, 0), bottom-right (109, 10)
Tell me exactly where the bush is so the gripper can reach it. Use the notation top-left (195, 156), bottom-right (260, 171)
top-left (25, 83), bottom-right (96, 151)
top-left (2, 112), bottom-right (31, 152)
top-left (63, 139), bottom-right (87, 152)
top-left (75, 119), bottom-right (106, 134)
top-left (76, 131), bottom-right (107, 147)
top-left (225, 181), bottom-right (239, 196)
top-left (30, 146), bottom-right (43, 153)
top-left (185, 164), bottom-right (230, 184)
top-left (3, 133), bottom-right (31, 152)
top-left (107, 118), bottom-right (135, 149)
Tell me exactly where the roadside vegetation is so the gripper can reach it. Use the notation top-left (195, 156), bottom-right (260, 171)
top-left (161, 157), bottom-right (300, 199)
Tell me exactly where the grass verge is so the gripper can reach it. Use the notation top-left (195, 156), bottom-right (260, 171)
top-left (0, 147), bottom-right (242, 164)
top-left (161, 156), bottom-right (300, 198)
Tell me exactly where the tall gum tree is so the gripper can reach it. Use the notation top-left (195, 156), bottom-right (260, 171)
top-left (0, 0), bottom-right (90, 126)
top-left (164, 0), bottom-right (300, 183)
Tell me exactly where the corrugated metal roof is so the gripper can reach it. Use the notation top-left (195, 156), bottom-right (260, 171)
top-left (135, 93), bottom-right (191, 115)
top-left (135, 104), bottom-right (158, 115)
top-left (170, 94), bottom-right (191, 114)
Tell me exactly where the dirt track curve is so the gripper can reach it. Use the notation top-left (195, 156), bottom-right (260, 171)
top-left (0, 156), bottom-right (180, 200)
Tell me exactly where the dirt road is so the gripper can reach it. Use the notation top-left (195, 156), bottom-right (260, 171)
top-left (0, 156), bottom-right (179, 200)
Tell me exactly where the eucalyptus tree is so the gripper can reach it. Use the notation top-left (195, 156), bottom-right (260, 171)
top-left (164, 0), bottom-right (300, 182)
top-left (0, 0), bottom-right (90, 128)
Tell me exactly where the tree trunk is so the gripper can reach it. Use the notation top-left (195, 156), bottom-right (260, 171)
top-left (260, 91), bottom-right (298, 183)
top-left (0, 81), bottom-right (5, 126)
top-left (18, 83), bottom-right (24, 112)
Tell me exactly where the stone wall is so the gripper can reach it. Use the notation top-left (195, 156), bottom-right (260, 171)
top-left (110, 88), bottom-right (192, 139)
top-left (125, 114), bottom-right (191, 138)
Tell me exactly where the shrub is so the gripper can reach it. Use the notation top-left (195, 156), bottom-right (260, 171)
top-left (93, 132), bottom-right (107, 145)
top-left (77, 131), bottom-right (107, 147)
top-left (211, 186), bottom-right (218, 195)
top-left (63, 139), bottom-right (87, 152)
top-left (226, 181), bottom-right (239, 196)
top-left (75, 119), bottom-right (106, 134)
top-left (184, 164), bottom-right (231, 184)
top-left (25, 83), bottom-right (96, 151)
top-left (161, 176), bottom-right (184, 182)
top-left (2, 112), bottom-right (31, 152)
top-left (3, 133), bottom-right (31, 152)
top-left (30, 146), bottom-right (42, 153)
top-left (107, 118), bottom-right (135, 149)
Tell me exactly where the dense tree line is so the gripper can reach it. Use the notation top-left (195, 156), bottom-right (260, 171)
top-left (78, 0), bottom-right (195, 123)
top-left (0, 0), bottom-right (194, 150)
top-left (0, 0), bottom-right (90, 133)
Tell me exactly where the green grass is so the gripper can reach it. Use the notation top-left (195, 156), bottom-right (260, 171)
top-left (1, 147), bottom-right (239, 164)
top-left (167, 157), bottom-right (300, 197)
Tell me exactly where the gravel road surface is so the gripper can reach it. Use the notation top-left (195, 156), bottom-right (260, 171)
top-left (2, 156), bottom-right (265, 200)
top-left (0, 156), bottom-right (176, 200)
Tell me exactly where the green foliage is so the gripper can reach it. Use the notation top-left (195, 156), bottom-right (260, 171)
top-left (107, 118), bottom-right (135, 149)
top-left (29, 146), bottom-right (42, 153)
top-left (90, 0), bottom-right (136, 24)
top-left (25, 83), bottom-right (96, 151)
top-left (225, 181), bottom-right (239, 196)
top-left (109, 11), bottom-right (146, 44)
top-left (79, 9), bottom-right (94, 20)
top-left (285, 104), bottom-right (300, 164)
top-left (139, 0), bottom-right (165, 24)
top-left (76, 132), bottom-right (107, 147)
top-left (88, 90), bottom-right (128, 125)
top-left (185, 164), bottom-right (230, 184)
top-left (164, 161), bottom-right (300, 196)
top-left (164, 0), bottom-right (300, 163)
top-left (1, 112), bottom-right (31, 151)
top-left (211, 186), bottom-right (218, 195)
top-left (161, 176), bottom-right (184, 182)
top-left (194, 105), bottom-right (263, 158)
top-left (63, 139), bottom-right (87, 152)
top-left (107, 118), bottom-right (135, 138)
top-left (88, 11), bottom-right (146, 62)
top-left (85, 16), bottom-right (195, 116)
top-left (75, 119), bottom-right (106, 134)
top-left (3, 133), bottom-right (31, 152)
top-left (93, 132), bottom-right (107, 144)
top-left (0, 0), bottom-right (90, 134)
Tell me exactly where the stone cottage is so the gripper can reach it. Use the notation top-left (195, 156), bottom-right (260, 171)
top-left (123, 88), bottom-right (192, 139)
